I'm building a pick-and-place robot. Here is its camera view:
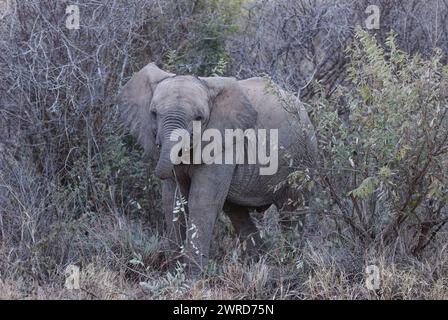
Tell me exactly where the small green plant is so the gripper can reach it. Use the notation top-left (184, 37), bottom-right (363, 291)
top-left (164, 49), bottom-right (178, 73)
top-left (211, 56), bottom-right (229, 76)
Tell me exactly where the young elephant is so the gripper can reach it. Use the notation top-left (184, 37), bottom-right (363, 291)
top-left (118, 62), bottom-right (318, 274)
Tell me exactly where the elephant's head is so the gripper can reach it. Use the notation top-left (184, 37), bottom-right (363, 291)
top-left (118, 62), bottom-right (257, 179)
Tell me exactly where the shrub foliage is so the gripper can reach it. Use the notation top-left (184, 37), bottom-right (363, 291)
top-left (311, 29), bottom-right (448, 255)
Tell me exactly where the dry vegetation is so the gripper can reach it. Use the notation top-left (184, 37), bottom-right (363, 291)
top-left (0, 0), bottom-right (447, 299)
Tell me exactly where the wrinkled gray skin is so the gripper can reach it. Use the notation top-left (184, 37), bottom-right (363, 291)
top-left (119, 63), bottom-right (318, 275)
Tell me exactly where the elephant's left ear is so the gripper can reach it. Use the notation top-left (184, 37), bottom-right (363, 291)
top-left (199, 77), bottom-right (258, 134)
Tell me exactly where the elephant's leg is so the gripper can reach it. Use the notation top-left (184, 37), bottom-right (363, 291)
top-left (186, 164), bottom-right (235, 275)
top-left (162, 179), bottom-right (187, 253)
top-left (223, 203), bottom-right (262, 256)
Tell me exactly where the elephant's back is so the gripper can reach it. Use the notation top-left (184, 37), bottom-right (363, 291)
top-left (239, 78), bottom-right (298, 126)
top-left (238, 78), bottom-right (312, 147)
top-left (239, 77), bottom-right (318, 168)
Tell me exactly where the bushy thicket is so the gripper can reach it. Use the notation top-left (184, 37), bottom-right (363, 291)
top-left (309, 29), bottom-right (448, 257)
top-left (0, 0), bottom-right (447, 299)
top-left (229, 0), bottom-right (448, 100)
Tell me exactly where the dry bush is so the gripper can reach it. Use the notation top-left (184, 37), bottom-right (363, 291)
top-left (0, 0), bottom-right (178, 292)
top-left (228, 0), bottom-right (448, 100)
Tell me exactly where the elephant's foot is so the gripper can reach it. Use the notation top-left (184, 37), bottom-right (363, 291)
top-left (224, 204), bottom-right (265, 258)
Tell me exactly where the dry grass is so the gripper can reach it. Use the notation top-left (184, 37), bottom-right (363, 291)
top-left (1, 209), bottom-right (447, 300)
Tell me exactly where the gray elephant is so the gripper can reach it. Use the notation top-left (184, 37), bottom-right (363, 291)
top-left (118, 62), bottom-right (318, 274)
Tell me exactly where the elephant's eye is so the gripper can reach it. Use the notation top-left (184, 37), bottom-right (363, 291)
top-left (194, 115), bottom-right (203, 122)
top-left (151, 110), bottom-right (157, 119)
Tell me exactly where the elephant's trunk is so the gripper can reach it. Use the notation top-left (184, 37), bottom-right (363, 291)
top-left (154, 111), bottom-right (187, 179)
top-left (155, 140), bottom-right (177, 179)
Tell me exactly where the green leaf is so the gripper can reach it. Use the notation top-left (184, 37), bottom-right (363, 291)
top-left (349, 177), bottom-right (379, 198)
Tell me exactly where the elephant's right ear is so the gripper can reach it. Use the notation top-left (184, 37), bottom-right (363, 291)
top-left (118, 63), bottom-right (174, 157)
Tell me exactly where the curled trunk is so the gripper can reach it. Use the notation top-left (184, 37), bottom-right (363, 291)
top-left (155, 140), bottom-right (178, 179)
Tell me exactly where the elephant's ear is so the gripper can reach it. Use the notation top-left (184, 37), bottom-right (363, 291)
top-left (118, 63), bottom-right (174, 157)
top-left (200, 77), bottom-right (258, 134)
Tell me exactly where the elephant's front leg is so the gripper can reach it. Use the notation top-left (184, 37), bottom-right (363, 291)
top-left (185, 164), bottom-right (235, 275)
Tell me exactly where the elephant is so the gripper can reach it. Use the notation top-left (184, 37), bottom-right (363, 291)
top-left (118, 62), bottom-right (318, 274)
